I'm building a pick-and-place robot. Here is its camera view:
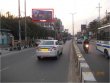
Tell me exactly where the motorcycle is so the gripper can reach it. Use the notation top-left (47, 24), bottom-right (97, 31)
top-left (83, 44), bottom-right (89, 53)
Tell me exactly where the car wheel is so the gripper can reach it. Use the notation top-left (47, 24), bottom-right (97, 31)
top-left (104, 50), bottom-right (109, 59)
top-left (54, 55), bottom-right (59, 60)
top-left (54, 52), bottom-right (59, 60)
top-left (60, 51), bottom-right (62, 55)
top-left (60, 50), bottom-right (63, 55)
top-left (37, 56), bottom-right (41, 60)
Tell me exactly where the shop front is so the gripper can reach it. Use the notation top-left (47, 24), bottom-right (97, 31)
top-left (0, 29), bottom-right (14, 47)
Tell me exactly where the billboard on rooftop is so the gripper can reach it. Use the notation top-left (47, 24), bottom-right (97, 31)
top-left (32, 8), bottom-right (54, 22)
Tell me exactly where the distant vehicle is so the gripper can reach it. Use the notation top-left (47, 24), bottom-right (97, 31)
top-left (77, 38), bottom-right (83, 44)
top-left (83, 44), bottom-right (89, 53)
top-left (96, 24), bottom-right (110, 58)
top-left (36, 40), bottom-right (63, 60)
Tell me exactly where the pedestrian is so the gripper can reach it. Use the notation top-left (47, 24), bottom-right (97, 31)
top-left (17, 41), bottom-right (21, 50)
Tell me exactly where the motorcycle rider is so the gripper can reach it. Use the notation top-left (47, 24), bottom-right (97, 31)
top-left (83, 38), bottom-right (89, 53)
top-left (83, 39), bottom-right (89, 46)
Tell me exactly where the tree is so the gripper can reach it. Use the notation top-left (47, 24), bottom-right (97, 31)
top-left (1, 13), bottom-right (49, 40)
top-left (88, 20), bottom-right (99, 38)
top-left (1, 11), bottom-right (63, 41)
top-left (54, 18), bottom-right (62, 30)
top-left (88, 13), bottom-right (110, 38)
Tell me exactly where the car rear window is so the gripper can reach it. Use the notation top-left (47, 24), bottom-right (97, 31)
top-left (40, 41), bottom-right (54, 45)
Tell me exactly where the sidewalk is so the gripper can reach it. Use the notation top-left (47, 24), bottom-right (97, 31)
top-left (0, 49), bottom-right (10, 55)
top-left (0, 45), bottom-right (34, 56)
top-left (0, 44), bottom-right (10, 55)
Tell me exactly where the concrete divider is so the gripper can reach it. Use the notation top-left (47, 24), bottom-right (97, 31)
top-left (73, 40), bottom-right (96, 83)
top-left (78, 57), bottom-right (86, 72)
top-left (80, 62), bottom-right (90, 81)
top-left (82, 72), bottom-right (96, 83)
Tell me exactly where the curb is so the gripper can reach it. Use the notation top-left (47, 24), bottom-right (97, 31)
top-left (73, 40), bottom-right (96, 83)
top-left (0, 45), bottom-right (34, 55)
top-left (0, 47), bottom-right (34, 57)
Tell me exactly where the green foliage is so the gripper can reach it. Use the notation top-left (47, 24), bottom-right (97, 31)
top-left (54, 18), bottom-right (62, 29)
top-left (88, 14), bottom-right (110, 38)
top-left (88, 20), bottom-right (99, 32)
top-left (1, 13), bottom-right (56, 40)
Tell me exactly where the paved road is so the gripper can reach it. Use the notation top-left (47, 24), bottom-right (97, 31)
top-left (1, 40), bottom-right (76, 82)
top-left (77, 42), bottom-right (109, 82)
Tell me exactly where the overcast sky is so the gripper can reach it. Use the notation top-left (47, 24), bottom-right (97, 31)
top-left (0, 0), bottom-right (110, 34)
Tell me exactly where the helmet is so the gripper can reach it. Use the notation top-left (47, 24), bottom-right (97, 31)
top-left (84, 36), bottom-right (88, 40)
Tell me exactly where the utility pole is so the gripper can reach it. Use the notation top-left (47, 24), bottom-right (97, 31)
top-left (0, 12), bottom-right (2, 54)
top-left (0, 12), bottom-right (1, 54)
top-left (0, 12), bottom-right (1, 41)
top-left (0, 12), bottom-right (1, 32)
top-left (24, 0), bottom-right (27, 41)
top-left (18, 0), bottom-right (21, 42)
top-left (96, 3), bottom-right (102, 26)
top-left (96, 3), bottom-right (102, 39)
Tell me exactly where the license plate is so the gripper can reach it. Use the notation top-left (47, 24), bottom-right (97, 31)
top-left (41, 49), bottom-right (48, 52)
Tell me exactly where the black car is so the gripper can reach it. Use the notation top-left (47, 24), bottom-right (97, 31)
top-left (77, 38), bottom-right (83, 44)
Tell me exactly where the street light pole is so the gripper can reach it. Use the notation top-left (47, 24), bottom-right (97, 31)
top-left (70, 13), bottom-right (76, 40)
top-left (18, 0), bottom-right (21, 42)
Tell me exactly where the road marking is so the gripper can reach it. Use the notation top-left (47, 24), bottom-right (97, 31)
top-left (68, 42), bottom-right (74, 82)
top-left (0, 67), bottom-right (8, 72)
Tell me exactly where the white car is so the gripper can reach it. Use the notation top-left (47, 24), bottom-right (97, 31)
top-left (36, 40), bottom-right (63, 60)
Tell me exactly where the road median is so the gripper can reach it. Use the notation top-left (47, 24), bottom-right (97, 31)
top-left (72, 40), bottom-right (96, 83)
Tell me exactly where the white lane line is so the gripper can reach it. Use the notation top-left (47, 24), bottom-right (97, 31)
top-left (0, 67), bottom-right (8, 72)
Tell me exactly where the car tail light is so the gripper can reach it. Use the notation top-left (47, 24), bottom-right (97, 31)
top-left (49, 46), bottom-right (57, 51)
top-left (52, 47), bottom-right (57, 50)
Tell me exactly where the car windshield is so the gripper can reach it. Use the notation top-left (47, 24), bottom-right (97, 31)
top-left (40, 41), bottom-right (54, 45)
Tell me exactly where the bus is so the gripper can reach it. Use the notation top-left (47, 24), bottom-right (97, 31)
top-left (96, 24), bottom-right (110, 58)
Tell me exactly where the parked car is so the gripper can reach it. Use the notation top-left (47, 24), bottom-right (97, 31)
top-left (36, 40), bottom-right (63, 60)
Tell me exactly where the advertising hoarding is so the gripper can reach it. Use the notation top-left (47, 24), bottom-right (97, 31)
top-left (32, 8), bottom-right (54, 22)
